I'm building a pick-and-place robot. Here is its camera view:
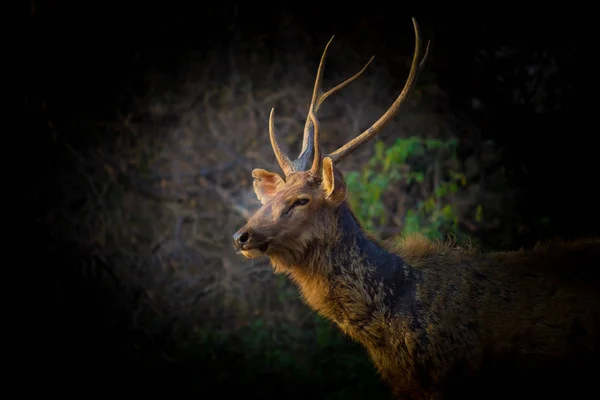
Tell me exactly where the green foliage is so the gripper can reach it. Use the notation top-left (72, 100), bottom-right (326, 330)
top-left (346, 136), bottom-right (467, 241)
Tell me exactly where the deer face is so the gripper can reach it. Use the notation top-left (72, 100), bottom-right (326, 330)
top-left (232, 18), bottom-right (427, 262)
top-left (233, 159), bottom-right (347, 260)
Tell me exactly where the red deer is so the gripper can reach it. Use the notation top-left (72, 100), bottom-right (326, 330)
top-left (232, 18), bottom-right (600, 400)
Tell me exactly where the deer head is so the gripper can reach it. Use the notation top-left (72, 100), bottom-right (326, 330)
top-left (233, 18), bottom-right (429, 266)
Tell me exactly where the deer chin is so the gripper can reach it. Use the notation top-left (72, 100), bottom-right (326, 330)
top-left (240, 242), bottom-right (270, 259)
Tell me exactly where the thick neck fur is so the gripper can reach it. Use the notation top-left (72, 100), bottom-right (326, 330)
top-left (270, 202), bottom-right (421, 344)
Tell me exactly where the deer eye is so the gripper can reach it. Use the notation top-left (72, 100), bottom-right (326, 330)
top-left (292, 198), bottom-right (310, 208)
top-left (284, 198), bottom-right (310, 216)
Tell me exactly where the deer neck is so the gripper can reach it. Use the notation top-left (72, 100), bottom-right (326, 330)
top-left (283, 202), bottom-right (422, 341)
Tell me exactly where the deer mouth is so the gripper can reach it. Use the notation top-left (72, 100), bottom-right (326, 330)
top-left (239, 241), bottom-right (270, 259)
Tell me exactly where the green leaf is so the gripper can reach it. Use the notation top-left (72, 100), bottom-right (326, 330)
top-left (374, 141), bottom-right (385, 161)
top-left (475, 205), bottom-right (484, 223)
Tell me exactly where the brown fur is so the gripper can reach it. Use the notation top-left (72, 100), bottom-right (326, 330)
top-left (234, 164), bottom-right (600, 400)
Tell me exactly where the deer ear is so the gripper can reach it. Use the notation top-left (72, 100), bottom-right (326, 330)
top-left (321, 157), bottom-right (346, 206)
top-left (252, 169), bottom-right (285, 204)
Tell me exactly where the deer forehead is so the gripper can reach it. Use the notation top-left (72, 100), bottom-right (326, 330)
top-left (285, 171), bottom-right (319, 185)
top-left (273, 173), bottom-right (319, 195)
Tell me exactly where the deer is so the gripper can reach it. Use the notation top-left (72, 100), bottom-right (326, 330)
top-left (232, 18), bottom-right (600, 400)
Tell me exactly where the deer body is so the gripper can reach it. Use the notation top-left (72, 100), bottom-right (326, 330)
top-left (268, 200), bottom-right (600, 398)
top-left (232, 19), bottom-right (600, 399)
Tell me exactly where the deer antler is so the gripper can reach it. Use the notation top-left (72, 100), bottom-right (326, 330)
top-left (326, 18), bottom-right (430, 165)
top-left (296, 37), bottom-right (374, 173)
top-left (268, 18), bottom-right (429, 176)
top-left (268, 108), bottom-right (294, 176)
top-left (269, 38), bottom-right (374, 176)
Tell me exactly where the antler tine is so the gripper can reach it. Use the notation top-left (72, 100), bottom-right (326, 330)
top-left (295, 36), bottom-right (374, 172)
top-left (315, 56), bottom-right (375, 111)
top-left (327, 18), bottom-right (430, 165)
top-left (268, 108), bottom-right (294, 176)
top-left (308, 109), bottom-right (322, 174)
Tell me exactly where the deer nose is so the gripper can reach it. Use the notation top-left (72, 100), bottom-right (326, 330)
top-left (233, 230), bottom-right (250, 249)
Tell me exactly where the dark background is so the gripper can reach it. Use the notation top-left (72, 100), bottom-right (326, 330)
top-left (28, 3), bottom-right (596, 398)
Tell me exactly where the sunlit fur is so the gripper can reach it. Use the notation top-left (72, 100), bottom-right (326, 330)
top-left (234, 166), bottom-right (600, 400)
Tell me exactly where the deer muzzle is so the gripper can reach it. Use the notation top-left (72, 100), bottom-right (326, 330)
top-left (233, 227), bottom-right (270, 258)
